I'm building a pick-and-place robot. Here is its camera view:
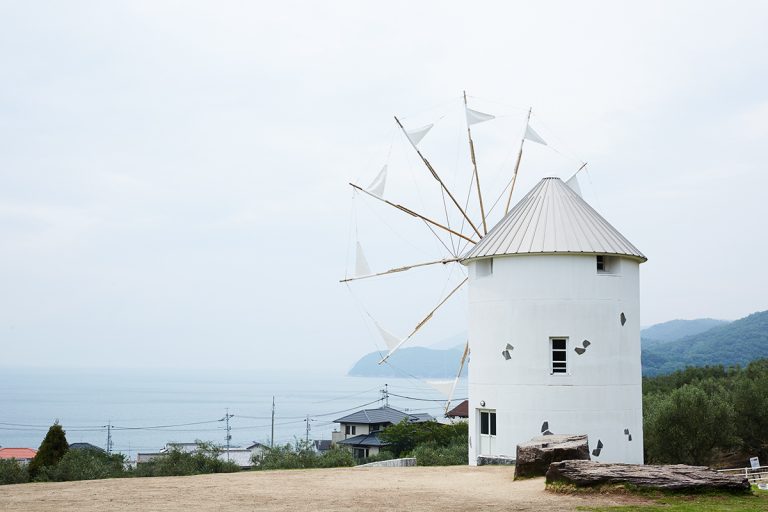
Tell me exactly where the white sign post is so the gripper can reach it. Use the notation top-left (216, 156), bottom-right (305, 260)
top-left (750, 457), bottom-right (760, 470)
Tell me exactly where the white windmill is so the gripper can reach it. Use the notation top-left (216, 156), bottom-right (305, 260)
top-left (342, 93), bottom-right (646, 465)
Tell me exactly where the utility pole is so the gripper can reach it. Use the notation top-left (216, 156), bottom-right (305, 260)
top-left (305, 415), bottom-right (311, 444)
top-left (221, 409), bottom-right (234, 462)
top-left (381, 384), bottom-right (389, 407)
top-left (105, 421), bottom-right (113, 454)
top-left (270, 396), bottom-right (275, 448)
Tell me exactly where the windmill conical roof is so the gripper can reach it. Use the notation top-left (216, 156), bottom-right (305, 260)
top-left (462, 177), bottom-right (646, 262)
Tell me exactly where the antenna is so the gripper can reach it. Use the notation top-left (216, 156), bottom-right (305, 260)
top-left (221, 409), bottom-right (234, 462)
top-left (271, 396), bottom-right (275, 448)
top-left (104, 421), bottom-right (113, 454)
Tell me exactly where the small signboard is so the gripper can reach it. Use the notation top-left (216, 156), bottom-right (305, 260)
top-left (750, 457), bottom-right (761, 469)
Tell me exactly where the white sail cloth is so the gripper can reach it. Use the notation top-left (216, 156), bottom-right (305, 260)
top-left (465, 107), bottom-right (495, 126)
top-left (406, 123), bottom-right (434, 146)
top-left (355, 242), bottom-right (371, 277)
top-left (366, 165), bottom-right (387, 197)
top-left (524, 124), bottom-right (547, 145)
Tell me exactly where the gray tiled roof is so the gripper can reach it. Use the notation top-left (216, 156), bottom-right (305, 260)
top-left (462, 177), bottom-right (646, 262)
top-left (334, 406), bottom-right (433, 425)
top-left (337, 432), bottom-right (389, 447)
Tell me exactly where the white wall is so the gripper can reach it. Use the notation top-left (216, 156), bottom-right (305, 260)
top-left (466, 254), bottom-right (644, 465)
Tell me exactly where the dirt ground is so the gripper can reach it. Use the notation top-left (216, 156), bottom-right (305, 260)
top-left (0, 466), bottom-right (651, 512)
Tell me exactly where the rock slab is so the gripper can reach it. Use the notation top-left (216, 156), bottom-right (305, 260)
top-left (546, 460), bottom-right (750, 492)
top-left (514, 434), bottom-right (590, 479)
top-left (477, 455), bottom-right (515, 466)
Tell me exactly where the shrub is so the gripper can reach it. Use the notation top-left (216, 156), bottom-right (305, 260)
top-left (380, 419), bottom-right (468, 458)
top-left (134, 441), bottom-right (239, 477)
top-left (315, 446), bottom-right (355, 468)
top-left (410, 441), bottom-right (467, 466)
top-left (257, 440), bottom-right (356, 470)
top-left (54, 449), bottom-right (126, 481)
top-left (0, 459), bottom-right (29, 485)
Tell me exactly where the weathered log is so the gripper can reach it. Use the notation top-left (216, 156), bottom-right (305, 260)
top-left (546, 460), bottom-right (750, 492)
top-left (514, 434), bottom-right (590, 479)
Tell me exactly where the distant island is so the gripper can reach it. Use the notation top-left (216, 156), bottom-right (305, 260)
top-left (348, 345), bottom-right (466, 378)
top-left (348, 311), bottom-right (768, 378)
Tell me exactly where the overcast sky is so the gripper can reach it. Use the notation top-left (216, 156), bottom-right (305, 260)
top-left (1, 1), bottom-right (767, 372)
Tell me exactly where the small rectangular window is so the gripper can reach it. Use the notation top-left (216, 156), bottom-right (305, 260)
top-left (476, 259), bottom-right (493, 278)
top-left (597, 255), bottom-right (618, 274)
top-left (480, 411), bottom-right (496, 435)
top-left (551, 337), bottom-right (568, 374)
top-left (351, 425), bottom-right (356, 435)
top-left (345, 425), bottom-right (350, 435)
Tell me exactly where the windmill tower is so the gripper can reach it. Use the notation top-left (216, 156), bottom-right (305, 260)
top-left (462, 177), bottom-right (646, 465)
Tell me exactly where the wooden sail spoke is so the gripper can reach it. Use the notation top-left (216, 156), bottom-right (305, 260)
top-left (394, 116), bottom-right (483, 240)
top-left (349, 183), bottom-right (477, 245)
top-left (339, 257), bottom-right (460, 283)
top-left (444, 342), bottom-right (470, 414)
top-left (377, 277), bottom-right (468, 365)
top-left (505, 107), bottom-right (532, 215)
top-left (464, 91), bottom-right (488, 235)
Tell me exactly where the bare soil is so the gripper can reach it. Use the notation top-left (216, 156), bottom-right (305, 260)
top-left (0, 466), bottom-right (651, 511)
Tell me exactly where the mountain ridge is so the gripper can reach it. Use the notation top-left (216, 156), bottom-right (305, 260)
top-left (349, 312), bottom-right (768, 378)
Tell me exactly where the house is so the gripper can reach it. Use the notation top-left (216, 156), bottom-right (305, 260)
top-left (332, 406), bottom-right (433, 459)
top-left (312, 440), bottom-right (332, 454)
top-left (445, 400), bottom-right (468, 419)
top-left (69, 442), bottom-right (105, 453)
top-left (0, 448), bottom-right (37, 465)
top-left (246, 442), bottom-right (267, 463)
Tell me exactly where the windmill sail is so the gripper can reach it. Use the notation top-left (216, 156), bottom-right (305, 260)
top-left (465, 107), bottom-right (495, 126)
top-left (355, 242), bottom-right (371, 277)
top-left (366, 165), bottom-right (387, 197)
top-left (524, 124), bottom-right (547, 145)
top-left (406, 123), bottom-right (434, 146)
top-left (425, 380), bottom-right (456, 397)
top-left (566, 174), bottom-right (582, 197)
top-left (374, 322), bottom-right (402, 351)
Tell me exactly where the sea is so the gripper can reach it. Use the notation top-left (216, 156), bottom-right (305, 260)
top-left (0, 367), bottom-right (467, 460)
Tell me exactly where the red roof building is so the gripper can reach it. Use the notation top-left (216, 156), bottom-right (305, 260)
top-left (0, 448), bottom-right (37, 463)
top-left (446, 399), bottom-right (468, 419)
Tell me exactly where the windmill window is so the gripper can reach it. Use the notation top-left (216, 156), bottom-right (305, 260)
top-left (480, 411), bottom-right (496, 435)
top-left (476, 259), bottom-right (493, 278)
top-left (551, 337), bottom-right (568, 374)
top-left (596, 255), bottom-right (617, 274)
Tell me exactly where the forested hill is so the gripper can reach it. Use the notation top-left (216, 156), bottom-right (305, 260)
top-left (642, 310), bottom-right (768, 376)
top-left (641, 318), bottom-right (729, 345)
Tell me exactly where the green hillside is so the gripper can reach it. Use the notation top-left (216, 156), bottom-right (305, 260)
top-left (642, 310), bottom-right (768, 376)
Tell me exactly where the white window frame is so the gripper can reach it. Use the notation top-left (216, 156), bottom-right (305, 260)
top-left (550, 337), bottom-right (568, 375)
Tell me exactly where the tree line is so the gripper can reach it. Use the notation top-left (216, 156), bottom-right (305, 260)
top-left (643, 358), bottom-right (768, 466)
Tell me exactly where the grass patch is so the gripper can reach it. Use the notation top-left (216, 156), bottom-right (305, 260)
top-left (576, 485), bottom-right (768, 511)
